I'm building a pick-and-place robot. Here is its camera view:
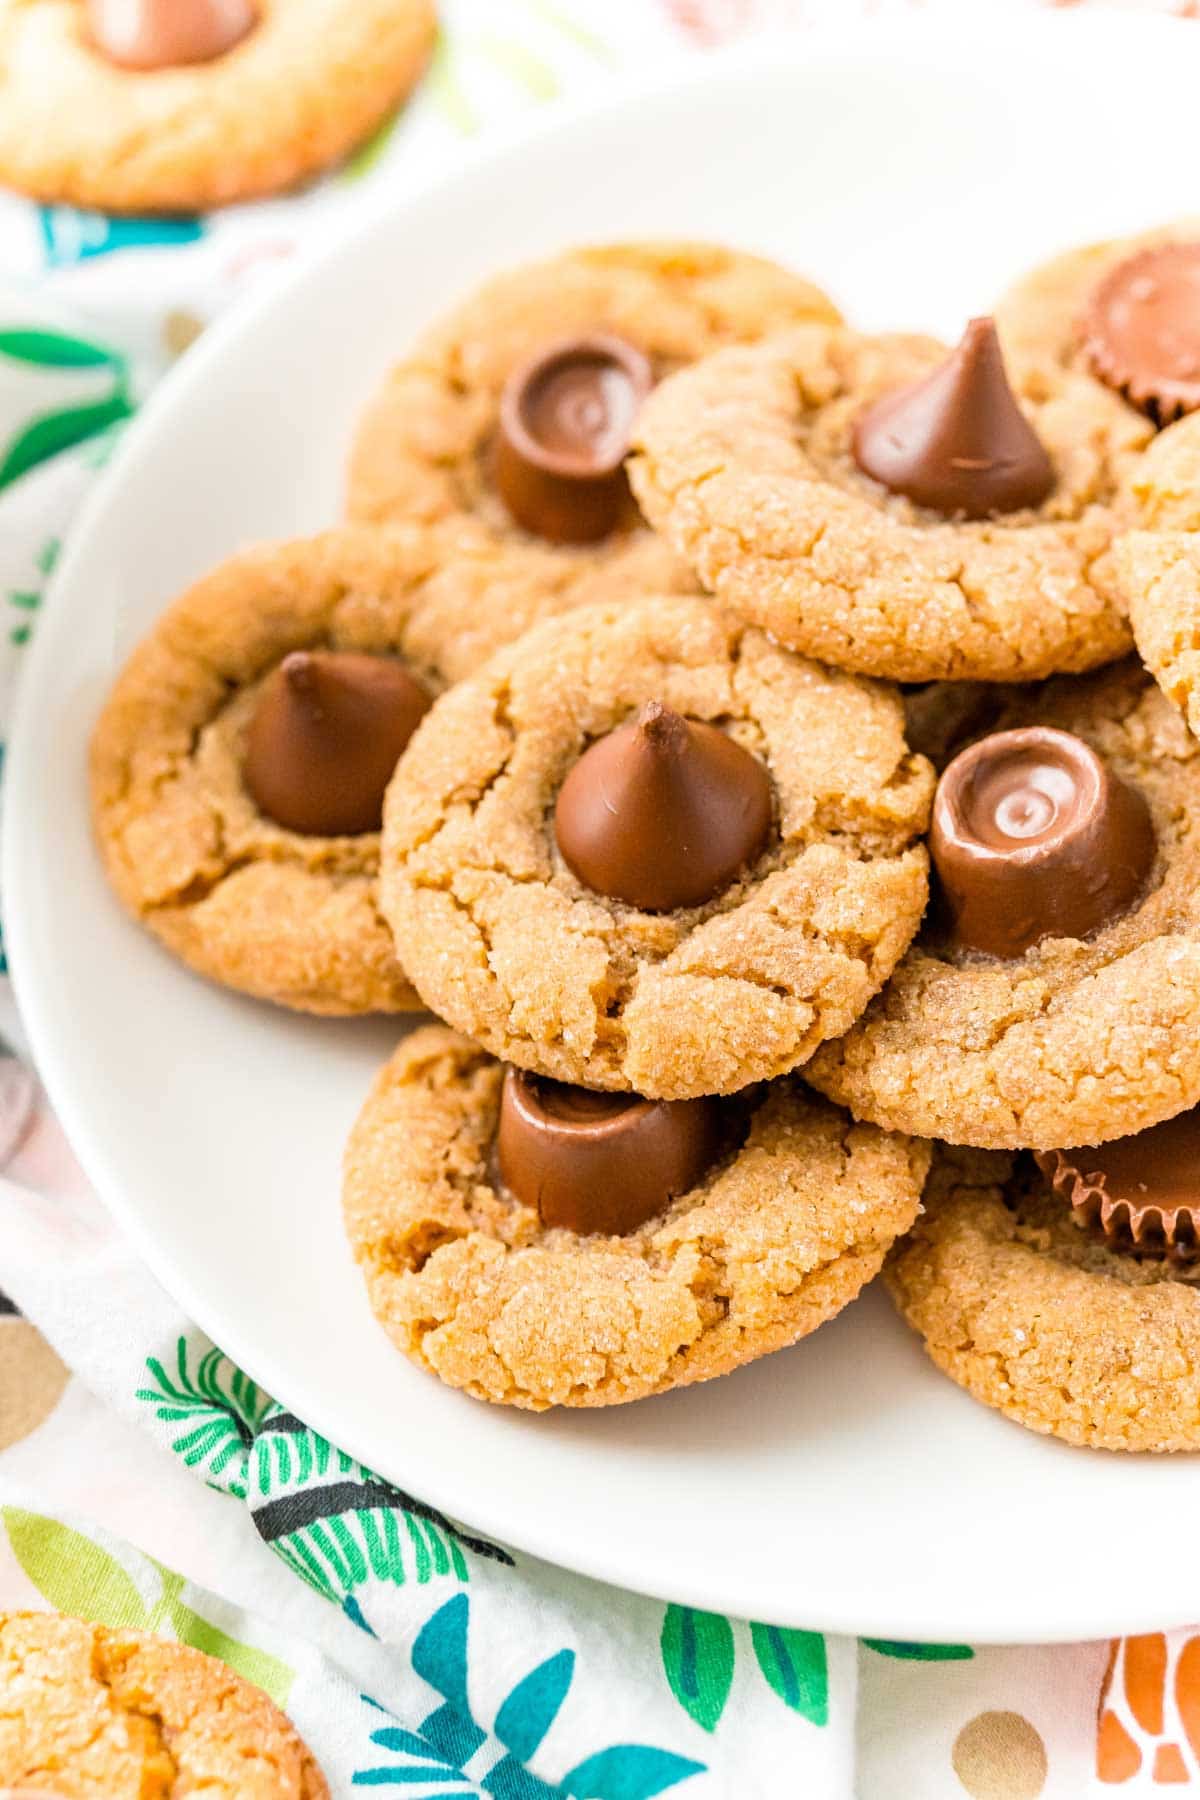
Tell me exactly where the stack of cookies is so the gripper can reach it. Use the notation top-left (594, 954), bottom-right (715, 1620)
top-left (90, 229), bottom-right (1200, 1448)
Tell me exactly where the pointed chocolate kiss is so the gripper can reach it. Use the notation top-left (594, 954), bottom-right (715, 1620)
top-left (931, 726), bottom-right (1155, 957)
top-left (1081, 243), bottom-right (1200, 422)
top-left (86, 0), bottom-right (257, 68)
top-left (497, 1066), bottom-right (724, 1235)
top-left (853, 316), bottom-right (1054, 519)
top-left (243, 650), bottom-right (431, 838)
top-left (554, 700), bottom-right (773, 913)
top-left (1036, 1107), bottom-right (1200, 1262)
top-left (495, 334), bottom-right (653, 543)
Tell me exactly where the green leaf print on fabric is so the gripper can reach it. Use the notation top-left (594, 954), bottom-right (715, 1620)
top-left (0, 327), bottom-right (119, 368)
top-left (148, 1564), bottom-right (294, 1705)
top-left (862, 1639), bottom-right (974, 1662)
top-left (750, 1623), bottom-right (828, 1725)
top-left (0, 390), bottom-right (134, 492)
top-left (2, 1508), bottom-right (149, 1629)
top-left (136, 1336), bottom-right (271, 1499)
top-left (659, 1604), bottom-right (734, 1733)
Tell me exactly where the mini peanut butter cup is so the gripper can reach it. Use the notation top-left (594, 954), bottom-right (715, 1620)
top-left (497, 1066), bottom-right (724, 1236)
top-left (495, 333), bottom-right (653, 543)
top-left (931, 726), bottom-right (1155, 958)
top-left (243, 649), bottom-right (431, 838)
top-left (1035, 1108), bottom-right (1200, 1262)
top-left (86, 0), bottom-right (257, 69)
top-left (853, 316), bottom-right (1054, 519)
top-left (1080, 243), bottom-right (1200, 423)
top-left (554, 699), bottom-right (773, 913)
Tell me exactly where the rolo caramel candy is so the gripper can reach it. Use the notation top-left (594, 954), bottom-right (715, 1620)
top-left (496, 1066), bottom-right (723, 1235)
top-left (931, 725), bottom-right (1155, 957)
top-left (243, 649), bottom-right (430, 838)
top-left (86, 0), bottom-right (257, 69)
top-left (554, 699), bottom-right (773, 913)
top-left (495, 333), bottom-right (653, 543)
top-left (853, 316), bottom-right (1054, 518)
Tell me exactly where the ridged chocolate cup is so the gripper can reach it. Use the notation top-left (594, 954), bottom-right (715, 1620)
top-left (1080, 243), bottom-right (1200, 424)
top-left (1036, 1113), bottom-right (1200, 1263)
top-left (495, 333), bottom-right (653, 543)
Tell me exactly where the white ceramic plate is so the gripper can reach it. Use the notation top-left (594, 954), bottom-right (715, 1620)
top-left (10, 12), bottom-right (1200, 1645)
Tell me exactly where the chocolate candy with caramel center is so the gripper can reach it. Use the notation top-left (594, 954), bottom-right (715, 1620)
top-left (853, 316), bottom-right (1054, 519)
top-left (497, 1066), bottom-right (723, 1235)
top-left (1036, 1107), bottom-right (1200, 1262)
top-left (243, 650), bottom-right (431, 838)
top-left (495, 333), bottom-right (653, 543)
top-left (1080, 242), bottom-right (1200, 422)
top-left (931, 726), bottom-right (1155, 957)
top-left (86, 0), bottom-right (257, 69)
top-left (554, 699), bottom-right (773, 913)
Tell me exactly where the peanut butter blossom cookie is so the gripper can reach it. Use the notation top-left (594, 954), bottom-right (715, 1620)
top-left (807, 660), bottom-right (1200, 1150)
top-left (888, 1126), bottom-right (1200, 1452)
top-left (343, 1025), bottom-right (929, 1408)
top-left (0, 0), bottom-right (435, 213)
top-left (346, 242), bottom-right (841, 656)
top-left (90, 525), bottom-right (509, 1016)
top-left (379, 595), bottom-right (933, 1099)
top-left (996, 218), bottom-right (1200, 423)
top-left (629, 315), bottom-right (1144, 682)
top-left (0, 1610), bottom-right (328, 1796)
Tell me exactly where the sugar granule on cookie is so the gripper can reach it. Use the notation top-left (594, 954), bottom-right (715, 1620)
top-left (379, 594), bottom-right (933, 1099)
top-left (808, 660), bottom-right (1200, 1150)
top-left (887, 1126), bottom-right (1200, 1452)
top-left (0, 1610), bottom-right (328, 1797)
top-left (343, 1025), bottom-right (930, 1409)
top-left (629, 316), bottom-right (1143, 682)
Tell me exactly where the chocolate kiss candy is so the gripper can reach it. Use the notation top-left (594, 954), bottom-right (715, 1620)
top-left (497, 1066), bottom-right (723, 1235)
top-left (1036, 1107), bottom-right (1200, 1262)
top-left (554, 700), bottom-right (773, 913)
top-left (243, 650), bottom-right (431, 837)
top-left (86, 0), bottom-right (257, 68)
top-left (931, 726), bottom-right (1155, 958)
top-left (495, 333), bottom-right (653, 544)
top-left (1081, 243), bottom-right (1200, 422)
top-left (853, 316), bottom-right (1054, 519)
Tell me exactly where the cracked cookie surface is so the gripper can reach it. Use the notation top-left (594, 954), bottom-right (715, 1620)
top-left (379, 595), bottom-right (933, 1098)
top-left (343, 1024), bottom-right (929, 1409)
top-left (887, 1145), bottom-right (1200, 1452)
top-left (808, 661), bottom-right (1200, 1150)
top-left (91, 524), bottom-right (517, 1016)
top-left (1113, 414), bottom-right (1200, 742)
top-left (346, 241), bottom-right (841, 655)
top-left (0, 0), bottom-right (435, 213)
top-left (0, 1610), bottom-right (327, 1797)
top-left (628, 324), bottom-right (1145, 682)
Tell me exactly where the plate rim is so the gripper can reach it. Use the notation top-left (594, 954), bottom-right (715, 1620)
top-left (8, 9), bottom-right (1200, 1645)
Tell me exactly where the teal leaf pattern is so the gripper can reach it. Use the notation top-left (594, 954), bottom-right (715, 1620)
top-left (659, 1605), bottom-right (734, 1734)
top-left (0, 390), bottom-right (134, 492)
top-left (495, 1648), bottom-right (574, 1760)
top-left (561, 1747), bottom-right (705, 1799)
top-left (0, 327), bottom-right (117, 368)
top-left (862, 1638), bottom-right (974, 1662)
top-left (750, 1623), bottom-right (828, 1726)
top-left (355, 1596), bottom-right (704, 1796)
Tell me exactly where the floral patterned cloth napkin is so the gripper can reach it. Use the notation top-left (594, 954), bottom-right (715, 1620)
top-left (0, 1), bottom-right (1196, 1793)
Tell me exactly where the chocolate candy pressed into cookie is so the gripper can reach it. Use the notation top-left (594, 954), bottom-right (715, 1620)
top-left (342, 1025), bottom-right (930, 1409)
top-left (887, 1134), bottom-right (1200, 1452)
top-left (0, 1610), bottom-right (328, 1797)
top-left (378, 594), bottom-right (933, 1099)
top-left (91, 525), bottom-right (502, 1016)
top-left (807, 658), bottom-right (1200, 1150)
top-left (0, 0), bottom-right (436, 213)
top-left (346, 242), bottom-right (841, 662)
top-left (629, 316), bottom-right (1145, 682)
